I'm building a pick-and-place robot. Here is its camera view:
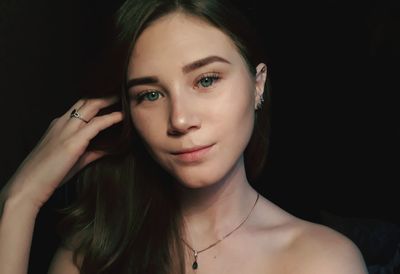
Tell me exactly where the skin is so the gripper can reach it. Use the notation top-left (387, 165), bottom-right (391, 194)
top-left (124, 12), bottom-right (369, 274)
top-left (0, 10), bottom-right (368, 274)
top-left (0, 96), bottom-right (123, 274)
top-left (127, 12), bottom-right (266, 240)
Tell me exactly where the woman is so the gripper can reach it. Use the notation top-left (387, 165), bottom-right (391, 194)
top-left (0, 0), bottom-right (368, 273)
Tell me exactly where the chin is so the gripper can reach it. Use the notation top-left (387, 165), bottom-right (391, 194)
top-left (151, 144), bottom-right (243, 190)
top-left (169, 162), bottom-right (234, 190)
top-left (174, 180), bottom-right (221, 191)
top-left (174, 176), bottom-right (218, 190)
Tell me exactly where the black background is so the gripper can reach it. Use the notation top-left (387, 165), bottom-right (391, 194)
top-left (0, 0), bottom-right (399, 273)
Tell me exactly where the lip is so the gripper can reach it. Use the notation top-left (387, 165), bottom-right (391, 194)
top-left (171, 144), bottom-right (214, 163)
top-left (172, 144), bottom-right (214, 155)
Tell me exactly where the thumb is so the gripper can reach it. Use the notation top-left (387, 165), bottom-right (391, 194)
top-left (79, 150), bottom-right (108, 167)
top-left (60, 150), bottom-right (108, 186)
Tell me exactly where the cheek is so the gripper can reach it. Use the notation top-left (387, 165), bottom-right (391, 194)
top-left (130, 108), bottom-right (165, 147)
top-left (214, 79), bottom-right (254, 129)
top-left (220, 81), bottom-right (255, 149)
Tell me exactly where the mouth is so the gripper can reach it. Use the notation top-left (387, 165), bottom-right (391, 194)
top-left (171, 144), bottom-right (215, 163)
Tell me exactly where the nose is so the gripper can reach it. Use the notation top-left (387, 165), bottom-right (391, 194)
top-left (167, 93), bottom-right (201, 136)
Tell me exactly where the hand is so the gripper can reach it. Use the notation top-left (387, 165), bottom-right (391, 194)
top-left (3, 96), bottom-right (123, 210)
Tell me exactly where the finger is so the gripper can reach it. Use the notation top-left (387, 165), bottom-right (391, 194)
top-left (61, 99), bottom-right (87, 120)
top-left (73, 111), bottom-right (124, 143)
top-left (59, 112), bottom-right (122, 186)
top-left (67, 96), bottom-right (120, 125)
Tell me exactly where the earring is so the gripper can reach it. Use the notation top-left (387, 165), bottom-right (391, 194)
top-left (257, 94), bottom-right (264, 110)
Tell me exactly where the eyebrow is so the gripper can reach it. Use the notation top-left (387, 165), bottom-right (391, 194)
top-left (182, 55), bottom-right (231, 74)
top-left (126, 55), bottom-right (231, 89)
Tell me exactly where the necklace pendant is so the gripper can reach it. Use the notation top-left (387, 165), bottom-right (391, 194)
top-left (192, 250), bottom-right (198, 270)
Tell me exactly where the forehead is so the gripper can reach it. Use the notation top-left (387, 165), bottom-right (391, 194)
top-left (128, 12), bottom-right (243, 75)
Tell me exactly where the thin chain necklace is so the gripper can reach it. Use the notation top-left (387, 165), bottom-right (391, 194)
top-left (181, 193), bottom-right (260, 270)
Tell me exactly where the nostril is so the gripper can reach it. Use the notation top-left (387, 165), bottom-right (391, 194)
top-left (167, 127), bottom-right (186, 136)
top-left (168, 123), bottom-right (201, 137)
top-left (168, 116), bottom-right (201, 136)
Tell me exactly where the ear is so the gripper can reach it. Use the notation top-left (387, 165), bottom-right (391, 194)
top-left (254, 63), bottom-right (267, 110)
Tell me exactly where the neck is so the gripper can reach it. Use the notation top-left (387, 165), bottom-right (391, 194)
top-left (175, 156), bottom-right (258, 248)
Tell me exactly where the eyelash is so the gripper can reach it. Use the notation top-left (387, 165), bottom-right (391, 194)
top-left (196, 72), bottom-right (221, 88)
top-left (134, 72), bottom-right (221, 104)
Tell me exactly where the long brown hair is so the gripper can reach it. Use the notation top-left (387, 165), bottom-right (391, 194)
top-left (57, 0), bottom-right (271, 273)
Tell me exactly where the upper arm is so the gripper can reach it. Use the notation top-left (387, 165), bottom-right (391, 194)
top-left (310, 235), bottom-right (368, 274)
top-left (47, 246), bottom-right (81, 274)
top-left (289, 223), bottom-right (368, 274)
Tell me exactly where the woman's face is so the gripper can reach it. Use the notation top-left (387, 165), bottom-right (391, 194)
top-left (127, 12), bottom-right (266, 188)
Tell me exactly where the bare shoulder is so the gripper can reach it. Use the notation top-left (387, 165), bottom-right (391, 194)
top-left (250, 196), bottom-right (368, 274)
top-left (286, 219), bottom-right (368, 274)
top-left (47, 245), bottom-right (82, 274)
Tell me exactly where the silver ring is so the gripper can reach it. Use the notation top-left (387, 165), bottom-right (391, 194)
top-left (70, 109), bottom-right (89, 123)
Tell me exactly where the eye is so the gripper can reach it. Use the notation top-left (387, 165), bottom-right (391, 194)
top-left (135, 90), bottom-right (164, 103)
top-left (196, 73), bottom-right (221, 88)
